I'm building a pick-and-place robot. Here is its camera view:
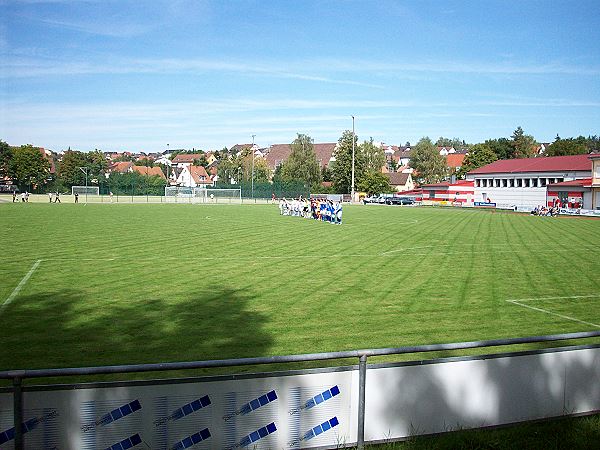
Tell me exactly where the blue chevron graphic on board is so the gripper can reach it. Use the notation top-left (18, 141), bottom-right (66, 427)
top-left (223, 390), bottom-right (277, 421)
top-left (104, 433), bottom-right (143, 450)
top-left (289, 385), bottom-right (340, 415)
top-left (230, 422), bottom-right (277, 449)
top-left (288, 417), bottom-right (339, 447)
top-left (171, 428), bottom-right (211, 449)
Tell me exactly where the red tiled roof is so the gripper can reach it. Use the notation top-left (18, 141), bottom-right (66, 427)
top-left (132, 166), bottom-right (166, 179)
top-left (547, 178), bottom-right (592, 188)
top-left (110, 161), bottom-right (133, 173)
top-left (385, 172), bottom-right (410, 186)
top-left (468, 154), bottom-right (591, 175)
top-left (172, 153), bottom-right (203, 164)
top-left (189, 165), bottom-right (210, 184)
top-left (265, 143), bottom-right (336, 169)
top-left (265, 144), bottom-right (291, 169)
top-left (446, 153), bottom-right (466, 168)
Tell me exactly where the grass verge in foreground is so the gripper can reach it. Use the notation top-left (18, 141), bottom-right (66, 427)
top-left (369, 414), bottom-right (600, 450)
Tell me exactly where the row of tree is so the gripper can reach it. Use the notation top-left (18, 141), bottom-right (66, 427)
top-left (0, 142), bottom-right (168, 193)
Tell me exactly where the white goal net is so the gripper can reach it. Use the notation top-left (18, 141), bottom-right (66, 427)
top-left (72, 186), bottom-right (100, 196)
top-left (164, 187), bottom-right (242, 203)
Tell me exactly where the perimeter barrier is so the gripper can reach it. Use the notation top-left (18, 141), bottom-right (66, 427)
top-left (1, 330), bottom-right (600, 449)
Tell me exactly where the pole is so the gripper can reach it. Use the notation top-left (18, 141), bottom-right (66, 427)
top-left (357, 354), bottom-right (367, 450)
top-left (13, 376), bottom-right (23, 450)
top-left (351, 116), bottom-right (356, 203)
top-left (251, 134), bottom-right (256, 199)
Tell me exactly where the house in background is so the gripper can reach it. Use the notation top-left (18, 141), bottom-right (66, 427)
top-left (131, 166), bottom-right (166, 180)
top-left (176, 165), bottom-right (214, 188)
top-left (385, 172), bottom-right (414, 192)
top-left (171, 153), bottom-right (205, 169)
top-left (446, 153), bottom-right (466, 177)
top-left (264, 143), bottom-right (337, 173)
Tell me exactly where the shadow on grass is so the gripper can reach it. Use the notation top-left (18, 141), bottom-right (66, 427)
top-left (0, 286), bottom-right (273, 382)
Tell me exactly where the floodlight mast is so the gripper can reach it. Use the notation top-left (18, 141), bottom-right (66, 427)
top-left (351, 116), bottom-right (355, 203)
top-left (251, 134), bottom-right (256, 199)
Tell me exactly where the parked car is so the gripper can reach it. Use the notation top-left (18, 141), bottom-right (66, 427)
top-left (385, 196), bottom-right (415, 205)
top-left (363, 195), bottom-right (381, 204)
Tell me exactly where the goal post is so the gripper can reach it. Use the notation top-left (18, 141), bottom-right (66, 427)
top-left (71, 186), bottom-right (100, 196)
top-left (164, 187), bottom-right (242, 203)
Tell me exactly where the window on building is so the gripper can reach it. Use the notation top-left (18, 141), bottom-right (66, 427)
top-left (502, 179), bottom-right (508, 187)
top-left (509, 179), bottom-right (514, 187)
top-left (516, 179), bottom-right (522, 187)
top-left (524, 179), bottom-right (530, 187)
top-left (540, 178), bottom-right (546, 187)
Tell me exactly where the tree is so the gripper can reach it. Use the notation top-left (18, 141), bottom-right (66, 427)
top-left (87, 149), bottom-right (108, 183)
top-left (279, 134), bottom-right (322, 189)
top-left (545, 135), bottom-right (588, 157)
top-left (321, 165), bottom-right (332, 182)
top-left (511, 126), bottom-right (537, 158)
top-left (0, 140), bottom-right (12, 178)
top-left (435, 137), bottom-right (464, 149)
top-left (457, 144), bottom-right (497, 178)
top-left (409, 137), bottom-right (447, 184)
top-left (8, 144), bottom-right (50, 190)
top-left (360, 137), bottom-right (386, 173)
top-left (357, 170), bottom-right (390, 196)
top-left (586, 135), bottom-right (600, 153)
top-left (57, 150), bottom-right (88, 187)
top-left (484, 138), bottom-right (514, 160)
top-left (331, 130), bottom-right (363, 193)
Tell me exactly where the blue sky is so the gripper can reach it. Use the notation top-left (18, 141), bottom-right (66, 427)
top-left (1, 0), bottom-right (599, 152)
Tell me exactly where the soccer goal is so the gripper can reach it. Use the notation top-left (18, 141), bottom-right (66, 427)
top-left (164, 187), bottom-right (242, 203)
top-left (72, 186), bottom-right (100, 196)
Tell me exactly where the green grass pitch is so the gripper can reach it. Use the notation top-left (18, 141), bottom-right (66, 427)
top-left (1, 202), bottom-right (599, 374)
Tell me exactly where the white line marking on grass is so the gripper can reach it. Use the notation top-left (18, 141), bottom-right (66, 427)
top-left (505, 297), bottom-right (600, 328)
top-left (1, 259), bottom-right (42, 314)
top-left (507, 294), bottom-right (599, 302)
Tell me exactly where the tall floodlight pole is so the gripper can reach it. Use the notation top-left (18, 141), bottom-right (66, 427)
top-left (351, 115), bottom-right (356, 203)
top-left (251, 134), bottom-right (256, 199)
top-left (79, 166), bottom-right (89, 204)
top-left (166, 144), bottom-right (170, 189)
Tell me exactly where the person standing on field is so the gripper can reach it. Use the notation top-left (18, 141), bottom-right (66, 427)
top-left (54, 191), bottom-right (61, 203)
top-left (48, 192), bottom-right (53, 203)
top-left (12, 191), bottom-right (16, 202)
top-left (75, 192), bottom-right (79, 203)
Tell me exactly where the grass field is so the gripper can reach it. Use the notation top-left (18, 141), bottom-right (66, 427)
top-left (1, 202), bottom-right (599, 376)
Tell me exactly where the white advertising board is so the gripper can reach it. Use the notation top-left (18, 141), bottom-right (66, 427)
top-left (1, 346), bottom-right (599, 449)
top-left (0, 369), bottom-right (356, 449)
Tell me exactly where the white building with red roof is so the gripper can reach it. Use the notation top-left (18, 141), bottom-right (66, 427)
top-left (420, 180), bottom-right (475, 206)
top-left (176, 165), bottom-right (214, 188)
top-left (466, 154), bottom-right (592, 209)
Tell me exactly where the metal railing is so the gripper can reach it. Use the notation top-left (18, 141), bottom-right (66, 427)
top-left (2, 330), bottom-right (600, 450)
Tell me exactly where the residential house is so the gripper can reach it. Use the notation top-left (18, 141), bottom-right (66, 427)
top-left (176, 165), bottom-right (214, 188)
top-left (109, 161), bottom-right (134, 174)
top-left (131, 166), bottom-right (166, 180)
top-left (446, 153), bottom-right (466, 177)
top-left (171, 153), bottom-right (205, 169)
top-left (385, 172), bottom-right (414, 192)
top-left (264, 143), bottom-right (337, 172)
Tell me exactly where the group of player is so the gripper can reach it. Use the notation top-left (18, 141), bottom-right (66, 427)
top-left (278, 197), bottom-right (343, 224)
